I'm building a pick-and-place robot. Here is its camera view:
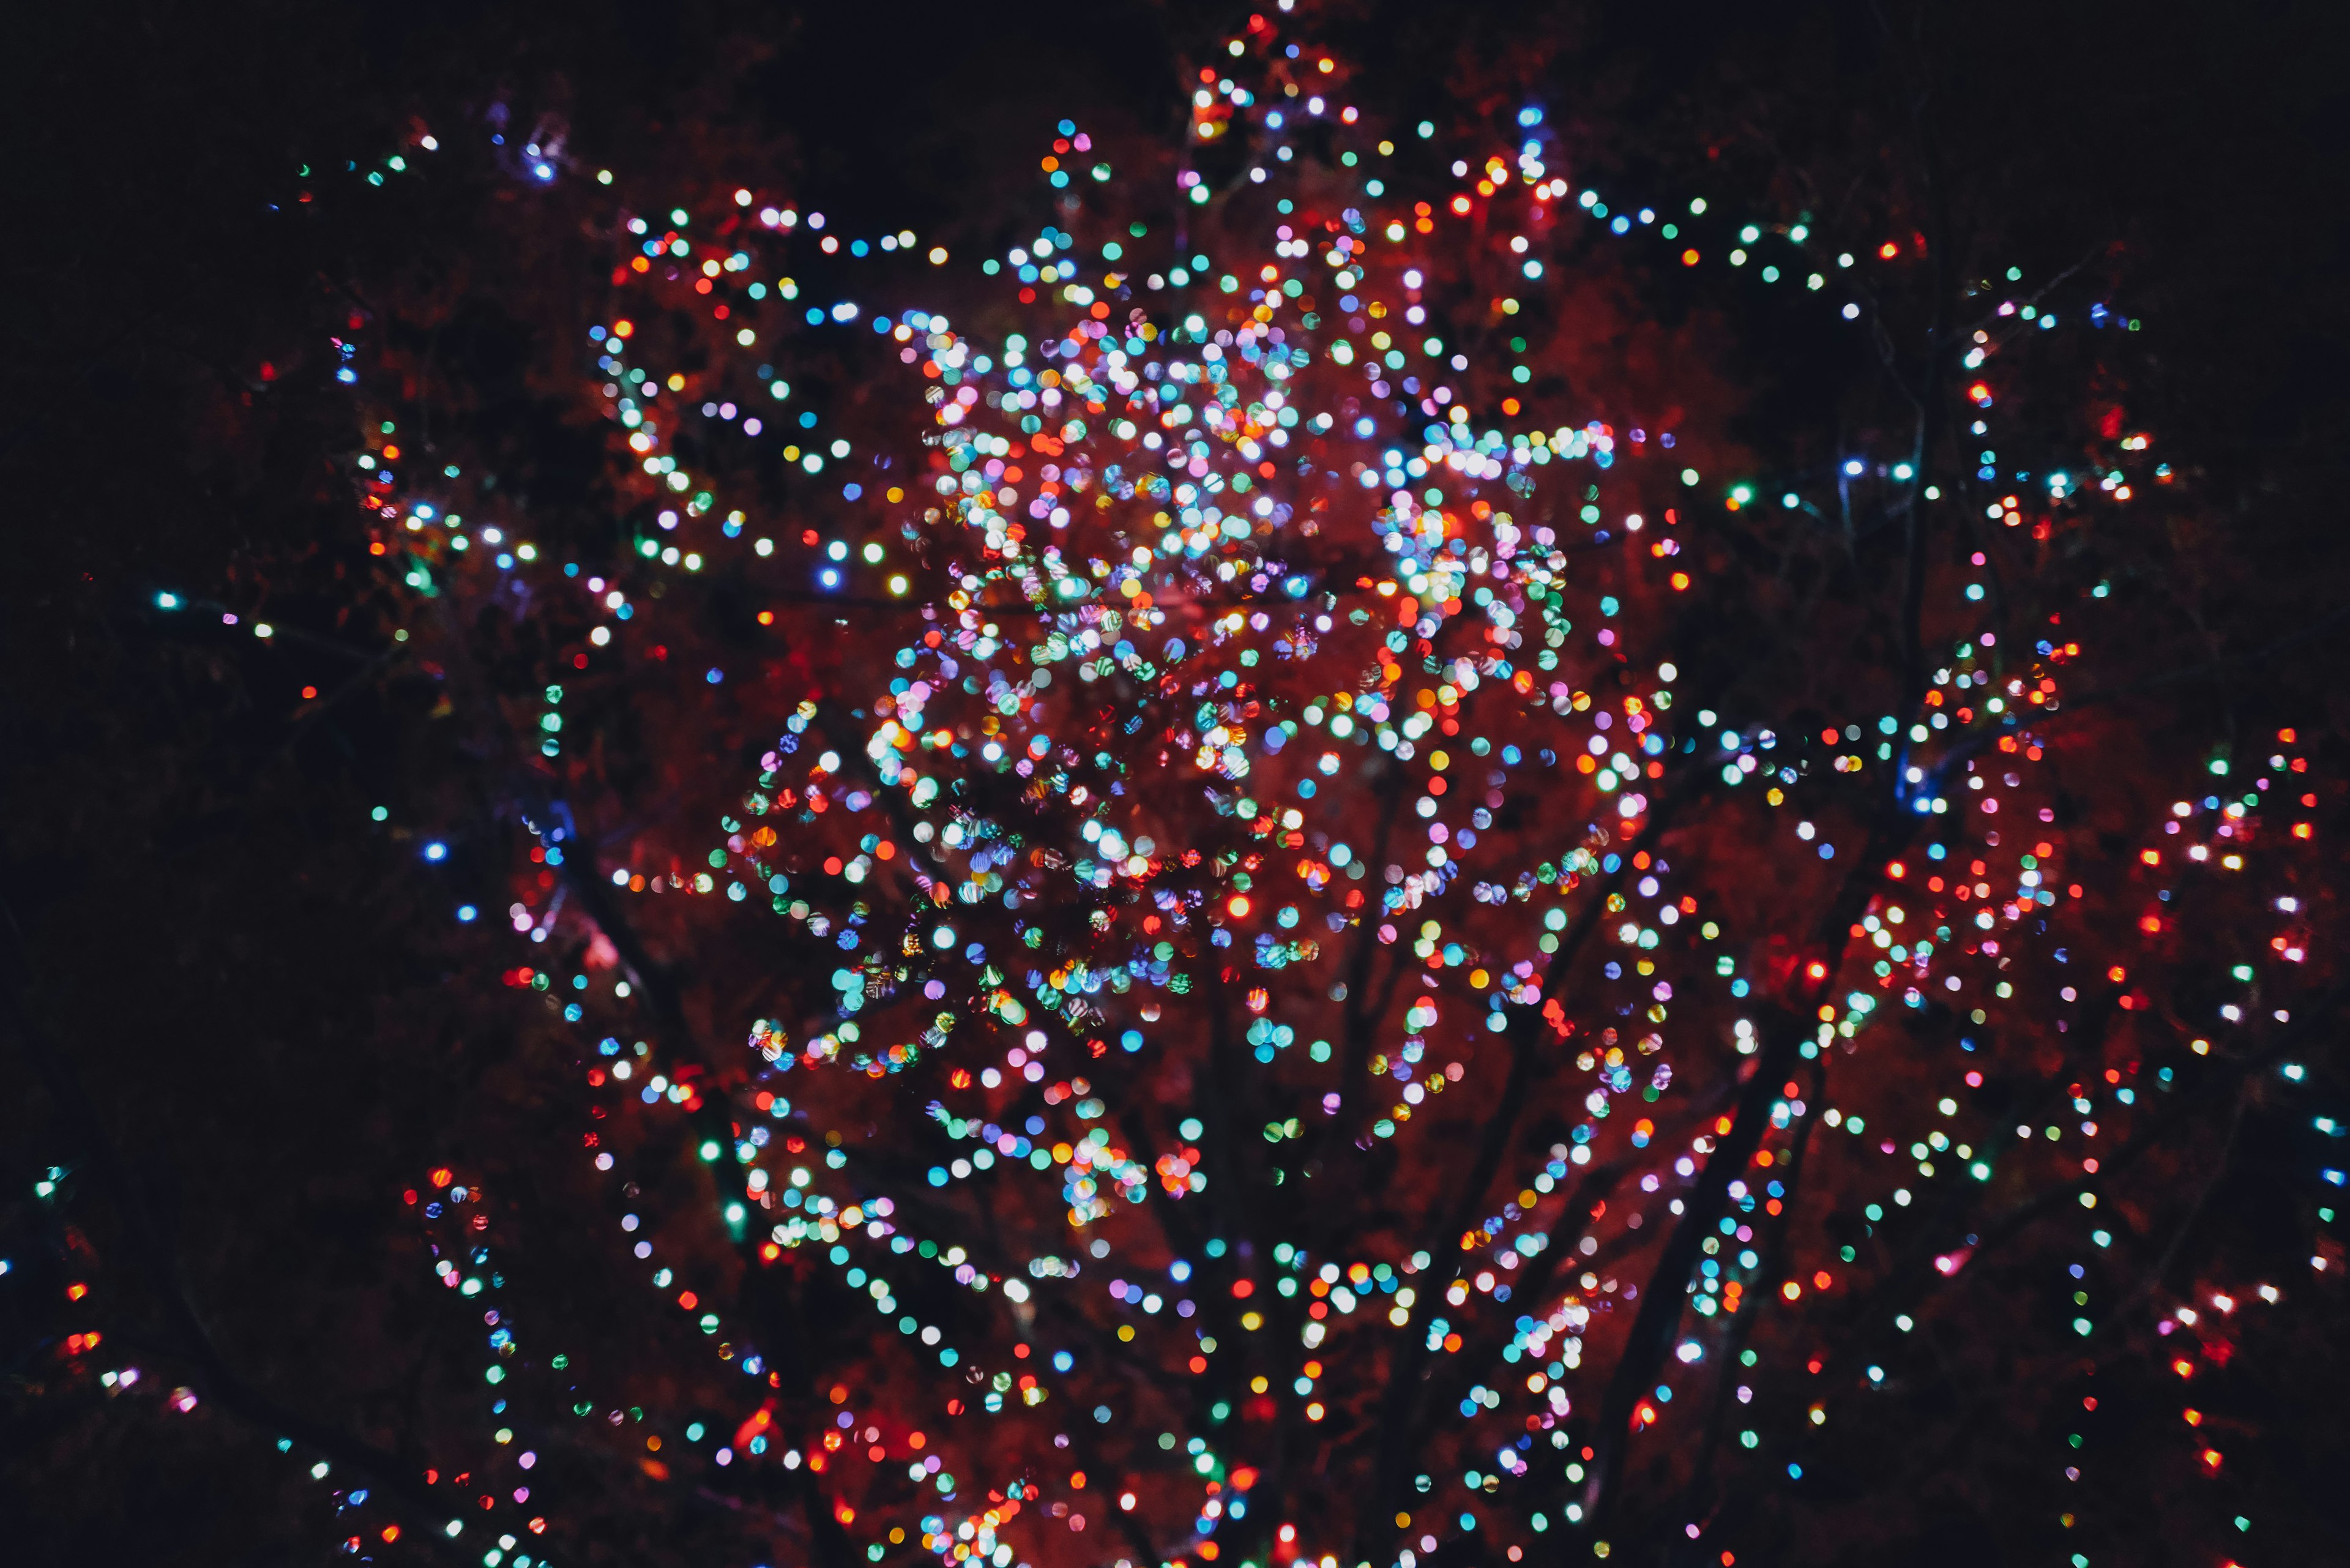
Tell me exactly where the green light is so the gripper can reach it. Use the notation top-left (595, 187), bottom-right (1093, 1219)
top-left (699, 1141), bottom-right (722, 1161)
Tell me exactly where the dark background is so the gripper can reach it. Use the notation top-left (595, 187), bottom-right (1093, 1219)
top-left (5, 1), bottom-right (2344, 1561)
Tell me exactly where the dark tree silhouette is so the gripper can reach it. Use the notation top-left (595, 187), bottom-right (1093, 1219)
top-left (7, 6), bottom-right (2345, 1568)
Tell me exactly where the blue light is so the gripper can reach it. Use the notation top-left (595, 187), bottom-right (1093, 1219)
top-left (1053, 1350), bottom-right (1073, 1372)
top-left (1844, 460), bottom-right (1864, 476)
top-left (706, 668), bottom-right (723, 684)
top-left (820, 568), bottom-right (841, 588)
top-left (423, 842), bottom-right (449, 862)
top-left (1517, 106), bottom-right (1544, 127)
top-left (457, 905), bottom-right (479, 922)
top-left (532, 163), bottom-right (554, 181)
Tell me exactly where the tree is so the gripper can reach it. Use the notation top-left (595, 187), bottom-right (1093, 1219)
top-left (7, 5), bottom-right (2343, 1567)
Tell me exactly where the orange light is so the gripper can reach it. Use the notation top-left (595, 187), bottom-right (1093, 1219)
top-left (613, 319), bottom-right (634, 338)
top-left (1682, 249), bottom-right (1699, 266)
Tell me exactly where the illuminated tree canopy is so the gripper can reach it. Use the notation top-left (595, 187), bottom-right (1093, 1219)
top-left (7, 6), bottom-right (2344, 1567)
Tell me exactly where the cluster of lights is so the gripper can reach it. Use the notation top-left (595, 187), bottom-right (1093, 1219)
top-left (139, 13), bottom-right (2331, 1566)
